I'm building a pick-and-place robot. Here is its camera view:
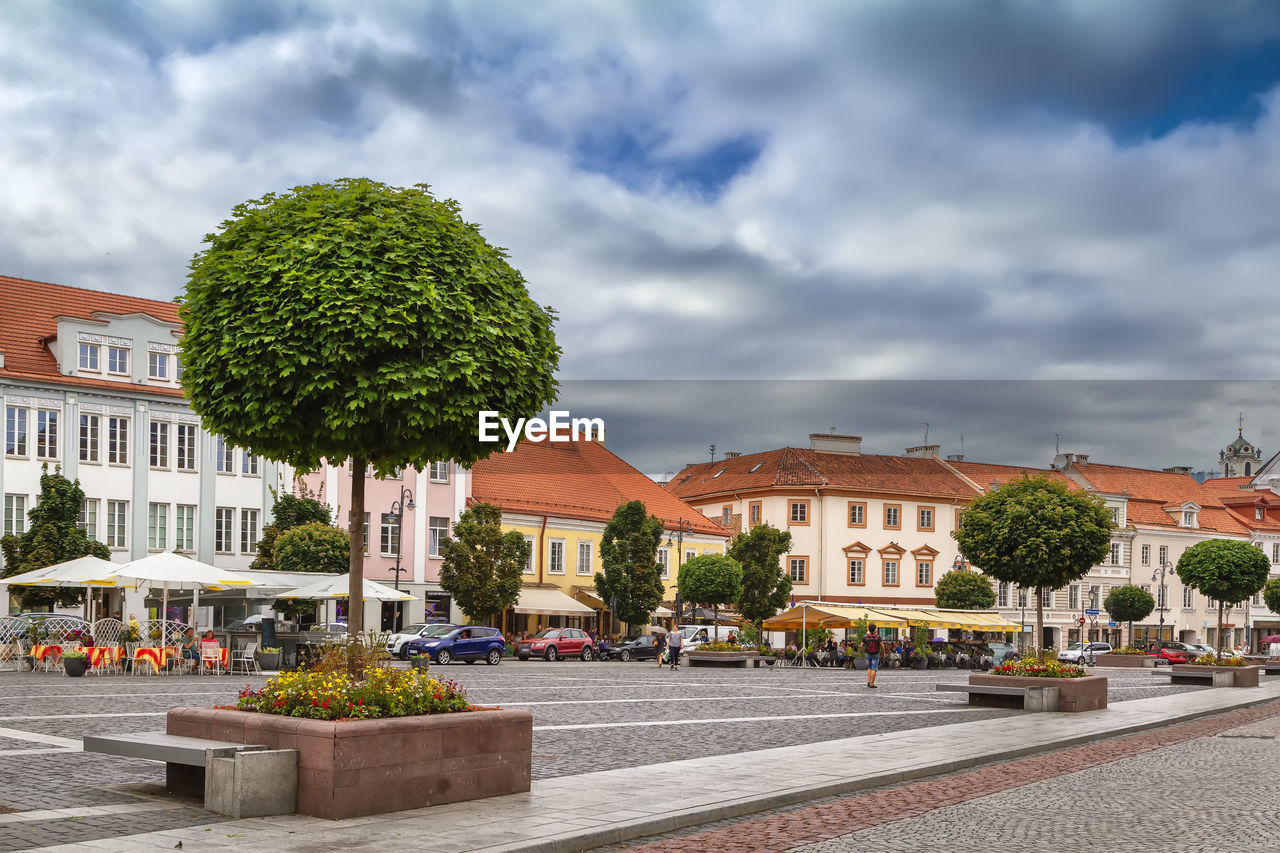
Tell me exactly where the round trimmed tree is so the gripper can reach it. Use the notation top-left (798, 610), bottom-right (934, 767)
top-left (1103, 584), bottom-right (1155, 647)
top-left (180, 179), bottom-right (560, 634)
top-left (728, 523), bottom-right (793, 631)
top-left (933, 569), bottom-right (996, 610)
top-left (1176, 539), bottom-right (1270, 650)
top-left (1262, 576), bottom-right (1280, 617)
top-left (677, 554), bottom-right (744, 631)
top-left (273, 521), bottom-right (350, 574)
top-left (593, 501), bottom-right (665, 635)
top-left (438, 502), bottom-right (530, 627)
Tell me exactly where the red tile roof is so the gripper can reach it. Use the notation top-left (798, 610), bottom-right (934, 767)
top-left (946, 460), bottom-right (1075, 491)
top-left (666, 447), bottom-right (980, 501)
top-left (1201, 477), bottom-right (1256, 492)
top-left (1067, 463), bottom-right (1250, 536)
top-left (471, 439), bottom-right (728, 537)
top-left (0, 274), bottom-right (183, 396)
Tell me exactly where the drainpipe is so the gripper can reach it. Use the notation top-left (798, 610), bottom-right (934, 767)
top-left (537, 515), bottom-right (548, 585)
top-left (814, 488), bottom-right (824, 602)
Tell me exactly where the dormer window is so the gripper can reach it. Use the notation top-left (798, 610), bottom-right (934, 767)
top-left (1181, 510), bottom-right (1196, 528)
top-left (1258, 508), bottom-right (1266, 521)
top-left (78, 343), bottom-right (100, 372)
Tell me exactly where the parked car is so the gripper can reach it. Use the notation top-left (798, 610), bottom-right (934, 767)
top-left (614, 635), bottom-right (662, 662)
top-left (1057, 642), bottom-right (1112, 664)
top-left (403, 626), bottom-right (505, 665)
top-left (986, 642), bottom-right (1020, 665)
top-left (1148, 645), bottom-right (1188, 664)
top-left (516, 627), bottom-right (596, 661)
top-left (1158, 640), bottom-right (1201, 661)
top-left (678, 624), bottom-right (738, 655)
top-left (386, 623), bottom-right (458, 659)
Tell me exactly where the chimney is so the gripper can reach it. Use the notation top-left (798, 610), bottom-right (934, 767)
top-left (1162, 466), bottom-right (1192, 475)
top-left (1072, 453), bottom-right (1090, 466)
top-left (905, 444), bottom-right (941, 458)
top-left (946, 454), bottom-right (964, 462)
top-left (724, 451), bottom-right (741, 459)
top-left (809, 433), bottom-right (862, 455)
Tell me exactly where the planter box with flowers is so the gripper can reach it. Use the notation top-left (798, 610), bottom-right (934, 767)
top-left (1174, 654), bottom-right (1260, 688)
top-left (977, 657), bottom-right (1107, 712)
top-left (167, 666), bottom-right (531, 819)
top-left (1096, 648), bottom-right (1157, 668)
top-left (685, 643), bottom-right (759, 668)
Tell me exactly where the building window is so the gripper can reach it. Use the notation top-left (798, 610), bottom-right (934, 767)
top-left (884, 504), bottom-right (901, 530)
top-left (577, 540), bottom-right (593, 575)
top-left (789, 557), bottom-right (807, 583)
top-left (213, 508), bottom-right (233, 553)
top-left (1181, 510), bottom-right (1195, 527)
top-left (380, 513), bottom-right (400, 556)
top-left (3, 495), bottom-right (26, 536)
top-left (1110, 542), bottom-right (1122, 565)
top-left (1069, 585), bottom-right (1080, 610)
top-left (215, 436), bottom-right (233, 473)
top-left (1158, 585), bottom-right (1168, 610)
top-left (79, 498), bottom-right (99, 541)
top-left (240, 509), bottom-right (259, 555)
top-left (148, 503), bottom-right (168, 550)
top-left (35, 410), bottom-right (58, 459)
top-left (657, 547), bottom-right (670, 579)
top-left (242, 450), bottom-right (259, 476)
top-left (346, 512), bottom-right (370, 554)
top-left (107, 416), bottom-right (128, 464)
top-left (1017, 587), bottom-right (1028, 608)
top-left (1257, 508), bottom-right (1265, 521)
top-left (1273, 543), bottom-right (1280, 564)
top-left (883, 560), bottom-right (899, 586)
top-left (150, 421), bottom-right (169, 468)
top-left (748, 502), bottom-right (762, 526)
top-left (685, 548), bottom-right (697, 565)
top-left (1158, 545), bottom-right (1168, 565)
top-left (789, 500), bottom-right (809, 525)
top-left (107, 345), bottom-right (129, 375)
top-left (79, 343), bottom-right (99, 371)
top-left (549, 540), bottom-right (566, 575)
top-left (997, 582), bottom-right (1009, 608)
top-left (848, 502), bottom-right (866, 528)
top-left (429, 461), bottom-right (449, 482)
top-left (918, 506), bottom-right (934, 532)
top-left (523, 537), bottom-right (535, 574)
top-left (916, 561), bottom-right (932, 586)
top-left (428, 516), bottom-right (448, 558)
top-left (1141, 544), bottom-right (1150, 566)
top-left (721, 506), bottom-right (732, 525)
top-left (176, 504), bottom-right (195, 551)
top-left (1039, 588), bottom-right (1051, 609)
top-left (80, 414), bottom-right (100, 463)
top-left (1089, 585), bottom-right (1100, 608)
top-left (848, 559), bottom-right (864, 585)
top-left (5, 407), bottom-right (27, 456)
top-left (106, 500), bottom-right (127, 548)
top-left (148, 351), bottom-right (169, 380)
top-left (176, 424), bottom-right (197, 471)
top-left (1182, 587), bottom-right (1194, 609)
top-left (1110, 507), bottom-right (1119, 525)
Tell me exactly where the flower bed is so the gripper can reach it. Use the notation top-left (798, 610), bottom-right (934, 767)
top-left (1096, 653), bottom-right (1156, 668)
top-left (1186, 653), bottom-right (1247, 667)
top-left (1108, 646), bottom-right (1148, 655)
top-left (698, 642), bottom-right (747, 652)
top-left (1171, 662), bottom-right (1260, 687)
top-left (236, 667), bottom-right (469, 720)
top-left (970, 672), bottom-right (1108, 711)
top-left (988, 657), bottom-right (1086, 678)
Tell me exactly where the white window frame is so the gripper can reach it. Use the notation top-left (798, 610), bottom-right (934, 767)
top-left (789, 501), bottom-right (807, 524)
top-left (106, 500), bottom-right (127, 549)
top-left (35, 410), bottom-right (58, 460)
top-left (883, 559), bottom-right (898, 586)
top-left (1041, 588), bottom-right (1052, 609)
top-left (848, 558), bottom-right (864, 584)
top-left (242, 450), bottom-right (259, 476)
top-left (241, 509), bottom-right (260, 555)
top-left (428, 516), bottom-right (448, 559)
top-left (657, 547), bottom-right (669, 579)
top-left (107, 345), bottom-right (129, 375)
top-left (80, 413), bottom-right (100, 463)
top-left (429, 461), bottom-right (449, 482)
top-left (3, 494), bottom-right (27, 537)
top-left (148, 502), bottom-right (168, 550)
top-left (215, 436), bottom-right (234, 473)
top-left (548, 539), bottom-right (566, 575)
top-left (214, 507), bottom-right (234, 554)
top-left (79, 342), bottom-right (100, 372)
top-left (1017, 587), bottom-right (1028, 608)
top-left (997, 582), bottom-right (1009, 608)
top-left (147, 351), bottom-right (169, 380)
top-left (918, 507), bottom-right (933, 530)
top-left (176, 424), bottom-right (198, 471)
top-left (1158, 545), bottom-right (1168, 565)
top-left (576, 540), bottom-right (593, 576)
top-left (150, 421), bottom-right (169, 469)
top-left (1182, 586), bottom-right (1194, 609)
top-left (380, 512), bottom-right (400, 557)
top-left (885, 505), bottom-right (900, 528)
top-left (685, 548), bottom-right (696, 565)
top-left (1069, 584), bottom-right (1080, 610)
top-left (849, 503), bottom-right (864, 525)
top-left (1110, 542), bottom-right (1122, 565)
top-left (346, 512), bottom-right (370, 555)
top-left (916, 560), bottom-right (932, 586)
top-left (523, 536), bottom-right (535, 574)
top-left (5, 407), bottom-right (27, 457)
top-left (79, 498), bottom-right (99, 541)
top-left (1273, 543), bottom-right (1280, 564)
top-left (176, 504), bottom-right (195, 552)
top-left (1141, 544), bottom-right (1150, 566)
top-left (107, 416), bottom-right (128, 465)
top-left (789, 557), bottom-right (807, 583)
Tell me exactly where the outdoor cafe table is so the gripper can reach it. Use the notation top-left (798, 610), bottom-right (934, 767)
top-left (85, 646), bottom-right (123, 671)
top-left (133, 646), bottom-right (179, 675)
top-left (31, 644), bottom-right (62, 670)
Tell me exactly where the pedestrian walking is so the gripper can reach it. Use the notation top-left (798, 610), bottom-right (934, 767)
top-left (656, 632), bottom-right (667, 668)
top-left (667, 629), bottom-right (683, 670)
top-left (863, 623), bottom-right (882, 688)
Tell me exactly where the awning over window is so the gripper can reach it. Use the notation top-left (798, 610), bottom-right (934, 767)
top-left (763, 602), bottom-right (1020, 632)
top-left (515, 587), bottom-right (597, 616)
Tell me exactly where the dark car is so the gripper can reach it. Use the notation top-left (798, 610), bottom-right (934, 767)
top-left (614, 635), bottom-right (662, 662)
top-left (515, 627), bottom-right (595, 661)
top-left (403, 626), bottom-right (505, 666)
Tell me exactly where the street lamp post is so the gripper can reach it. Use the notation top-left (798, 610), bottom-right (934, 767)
top-left (666, 519), bottom-right (694, 623)
top-left (1152, 560), bottom-right (1172, 646)
top-left (389, 485), bottom-right (415, 632)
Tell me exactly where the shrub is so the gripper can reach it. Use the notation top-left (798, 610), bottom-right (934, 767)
top-left (698, 642), bottom-right (747, 652)
top-left (236, 667), bottom-right (471, 720)
top-left (1109, 646), bottom-right (1147, 655)
top-left (1187, 653), bottom-right (1247, 667)
top-left (989, 656), bottom-right (1087, 679)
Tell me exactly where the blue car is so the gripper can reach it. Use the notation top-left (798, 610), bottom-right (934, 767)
top-left (404, 626), bottom-right (505, 666)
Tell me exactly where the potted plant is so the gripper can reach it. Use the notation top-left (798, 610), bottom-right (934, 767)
top-left (852, 650), bottom-right (868, 670)
top-left (63, 650), bottom-right (89, 678)
top-left (256, 646), bottom-right (281, 670)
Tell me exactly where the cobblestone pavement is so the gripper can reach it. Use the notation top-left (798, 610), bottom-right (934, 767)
top-left (0, 663), bottom-right (1214, 851)
top-left (596, 698), bottom-right (1280, 853)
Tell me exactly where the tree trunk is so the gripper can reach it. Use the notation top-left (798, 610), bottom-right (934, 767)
top-left (1218, 601), bottom-right (1225, 654)
top-left (348, 455), bottom-right (365, 637)
top-left (1036, 586), bottom-right (1045, 660)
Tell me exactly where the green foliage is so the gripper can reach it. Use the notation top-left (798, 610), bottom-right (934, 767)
top-left (593, 501), bottom-right (665, 631)
top-left (1263, 576), bottom-right (1280, 617)
top-left (677, 554), bottom-right (744, 619)
top-left (933, 569), bottom-right (997, 609)
top-left (853, 615), bottom-right (869, 641)
top-left (438, 502), bottom-right (529, 625)
top-left (251, 484), bottom-right (332, 571)
top-left (273, 522), bottom-right (350, 574)
top-left (272, 598), bottom-right (320, 622)
top-left (1104, 585), bottom-right (1155, 624)
top-left (0, 466), bottom-right (109, 609)
top-left (1176, 539), bottom-right (1270, 649)
top-left (728, 523), bottom-right (793, 627)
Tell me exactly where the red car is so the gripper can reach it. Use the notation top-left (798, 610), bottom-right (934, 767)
top-left (516, 628), bottom-right (596, 661)
top-left (1149, 647), bottom-right (1188, 664)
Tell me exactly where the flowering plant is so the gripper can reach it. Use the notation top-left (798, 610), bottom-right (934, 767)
top-left (698, 642), bottom-right (746, 652)
top-left (236, 666), bottom-right (471, 720)
top-left (1109, 646), bottom-right (1147, 655)
top-left (123, 619), bottom-right (142, 643)
top-left (1188, 653), bottom-right (1248, 667)
top-left (989, 656), bottom-right (1087, 679)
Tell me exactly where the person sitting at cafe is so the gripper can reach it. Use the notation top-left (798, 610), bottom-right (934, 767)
top-left (201, 629), bottom-right (217, 644)
top-left (179, 628), bottom-right (199, 661)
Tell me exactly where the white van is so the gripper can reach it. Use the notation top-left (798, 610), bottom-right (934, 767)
top-left (677, 624), bottom-right (738, 655)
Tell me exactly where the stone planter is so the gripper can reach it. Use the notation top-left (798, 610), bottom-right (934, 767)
top-left (684, 650), bottom-right (759, 668)
top-left (971, 673), bottom-right (1108, 712)
top-left (167, 706), bottom-right (532, 819)
top-left (255, 653), bottom-right (280, 671)
top-left (1171, 664), bottom-right (1260, 688)
top-left (852, 657), bottom-right (868, 670)
top-left (911, 658), bottom-right (929, 670)
top-left (1096, 654), bottom-right (1155, 668)
top-left (64, 656), bottom-right (89, 677)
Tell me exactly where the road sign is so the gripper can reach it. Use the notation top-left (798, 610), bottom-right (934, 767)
top-left (1078, 616), bottom-right (1086, 626)
top-left (1109, 621), bottom-right (1117, 627)
top-left (1085, 609), bottom-right (1100, 616)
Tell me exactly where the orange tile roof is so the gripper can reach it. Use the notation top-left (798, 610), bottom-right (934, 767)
top-left (1224, 507), bottom-right (1280, 533)
top-left (1068, 463), bottom-right (1251, 536)
top-left (0, 274), bottom-right (183, 396)
top-left (666, 447), bottom-right (980, 501)
top-left (946, 460), bottom-right (1075, 491)
top-left (1201, 477), bottom-right (1256, 492)
top-left (471, 439), bottom-right (728, 537)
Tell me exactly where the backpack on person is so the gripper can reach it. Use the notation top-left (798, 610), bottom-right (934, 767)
top-left (864, 632), bottom-right (881, 655)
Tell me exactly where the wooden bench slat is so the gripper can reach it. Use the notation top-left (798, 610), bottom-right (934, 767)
top-left (936, 684), bottom-right (1029, 695)
top-left (83, 732), bottom-right (265, 767)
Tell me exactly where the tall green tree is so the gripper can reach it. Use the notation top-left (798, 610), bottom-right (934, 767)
top-left (593, 501), bottom-right (665, 634)
top-left (1262, 576), bottom-right (1280, 618)
top-left (439, 502), bottom-right (529, 626)
top-left (1176, 539), bottom-right (1270, 649)
top-left (0, 467), bottom-right (109, 609)
top-left (180, 178), bottom-right (560, 634)
top-left (251, 484), bottom-right (332, 571)
top-left (728, 523), bottom-right (792, 630)
top-left (1103, 585), bottom-right (1155, 647)
top-left (273, 521), bottom-right (350, 574)
top-left (677, 554), bottom-right (744, 628)
top-left (953, 475), bottom-right (1112, 656)
top-left (933, 569), bottom-right (996, 610)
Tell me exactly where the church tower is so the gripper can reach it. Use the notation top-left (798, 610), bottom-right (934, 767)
top-left (1220, 413), bottom-right (1263, 477)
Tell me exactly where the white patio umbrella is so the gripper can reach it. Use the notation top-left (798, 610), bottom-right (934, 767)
top-left (277, 576), bottom-right (415, 602)
top-left (0, 556), bottom-right (131, 622)
top-left (108, 552), bottom-right (258, 628)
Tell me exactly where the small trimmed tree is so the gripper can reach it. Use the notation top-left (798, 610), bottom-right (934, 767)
top-left (251, 484), bottom-right (333, 571)
top-left (0, 467), bottom-right (109, 609)
top-left (1176, 539), bottom-right (1270, 650)
top-left (729, 523), bottom-right (793, 632)
top-left (181, 178), bottom-right (560, 634)
top-left (954, 475), bottom-right (1113, 657)
top-left (1262, 576), bottom-right (1280, 618)
top-left (1103, 584), bottom-right (1155, 647)
top-left (438, 502), bottom-right (529, 627)
top-left (273, 521), bottom-right (350, 574)
top-left (677, 554), bottom-right (744, 631)
top-left (593, 501), bottom-right (664, 635)
top-left (933, 569), bottom-right (996, 610)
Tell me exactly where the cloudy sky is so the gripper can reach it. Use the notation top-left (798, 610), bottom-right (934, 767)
top-left (3, 2), bottom-right (1279, 473)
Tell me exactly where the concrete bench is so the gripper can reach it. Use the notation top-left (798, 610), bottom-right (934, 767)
top-left (936, 682), bottom-right (1060, 712)
top-left (1164, 669), bottom-right (1235, 687)
top-left (83, 731), bottom-right (297, 818)
top-left (1261, 663), bottom-right (1280, 676)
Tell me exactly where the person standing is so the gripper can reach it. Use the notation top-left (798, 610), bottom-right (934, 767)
top-left (655, 632), bottom-right (667, 668)
top-left (667, 629), bottom-right (683, 670)
top-left (863, 623), bottom-right (882, 688)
